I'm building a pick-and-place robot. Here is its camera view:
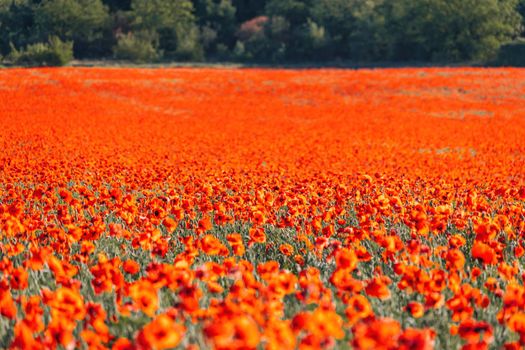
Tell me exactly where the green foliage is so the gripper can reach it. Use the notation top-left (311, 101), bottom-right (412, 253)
top-left (265, 0), bottom-right (312, 26)
top-left (1, 0), bottom-right (524, 64)
top-left (103, 0), bottom-right (131, 12)
top-left (232, 0), bottom-right (266, 23)
top-left (194, 0), bottom-right (237, 56)
top-left (0, 0), bottom-right (36, 56)
top-left (379, 0), bottom-right (521, 62)
top-left (128, 0), bottom-right (202, 60)
top-left (519, 0), bottom-right (525, 34)
top-left (310, 0), bottom-right (385, 60)
top-left (112, 32), bottom-right (158, 62)
top-left (235, 16), bottom-right (288, 62)
top-left (495, 39), bottom-right (525, 66)
top-left (130, 0), bottom-right (193, 30)
top-left (33, 0), bottom-right (111, 57)
top-left (174, 25), bottom-right (204, 60)
top-left (9, 36), bottom-right (73, 66)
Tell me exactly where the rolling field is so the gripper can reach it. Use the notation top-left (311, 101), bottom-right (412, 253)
top-left (1, 67), bottom-right (525, 349)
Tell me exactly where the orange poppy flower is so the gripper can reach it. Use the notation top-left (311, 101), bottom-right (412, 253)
top-left (11, 321), bottom-right (41, 350)
top-left (123, 260), bottom-right (140, 275)
top-left (279, 243), bottom-right (294, 256)
top-left (249, 227), bottom-right (266, 244)
top-left (137, 314), bottom-right (185, 350)
top-left (227, 233), bottom-right (245, 256)
top-left (345, 295), bottom-right (373, 325)
top-left (352, 318), bottom-right (401, 350)
top-left (198, 215), bottom-right (213, 234)
top-left (398, 328), bottom-right (435, 350)
top-left (204, 315), bottom-right (261, 350)
top-left (128, 280), bottom-right (159, 317)
top-left (471, 242), bottom-right (497, 264)
top-left (10, 266), bottom-right (28, 290)
top-left (405, 301), bottom-right (425, 318)
top-left (200, 234), bottom-right (228, 256)
top-left (365, 276), bottom-right (392, 300)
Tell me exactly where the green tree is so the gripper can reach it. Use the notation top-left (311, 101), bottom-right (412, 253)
top-left (193, 0), bottom-right (236, 57)
top-left (9, 35), bottom-right (73, 66)
top-left (103, 0), bottom-right (131, 11)
top-left (518, 0), bottom-right (525, 34)
top-left (2, 0), bottom-right (525, 64)
top-left (261, 0), bottom-right (384, 61)
top-left (33, 0), bottom-right (111, 57)
top-left (261, 0), bottom-right (313, 60)
top-left (310, 0), bottom-right (385, 60)
top-left (0, 0), bottom-right (37, 56)
top-left (379, 0), bottom-right (522, 61)
top-left (129, 0), bottom-right (202, 59)
top-left (232, 0), bottom-right (266, 23)
top-left (265, 0), bottom-right (312, 26)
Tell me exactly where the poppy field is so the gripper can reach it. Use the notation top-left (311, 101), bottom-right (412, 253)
top-left (1, 67), bottom-right (525, 349)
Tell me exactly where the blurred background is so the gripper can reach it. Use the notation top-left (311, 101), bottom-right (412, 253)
top-left (1, 0), bottom-right (525, 67)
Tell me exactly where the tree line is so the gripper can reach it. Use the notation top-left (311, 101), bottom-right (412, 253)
top-left (1, 0), bottom-right (525, 65)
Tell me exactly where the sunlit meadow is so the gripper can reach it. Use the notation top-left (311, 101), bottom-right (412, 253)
top-left (1, 68), bottom-right (525, 349)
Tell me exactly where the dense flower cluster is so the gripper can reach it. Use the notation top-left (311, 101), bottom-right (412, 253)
top-left (1, 67), bottom-right (525, 349)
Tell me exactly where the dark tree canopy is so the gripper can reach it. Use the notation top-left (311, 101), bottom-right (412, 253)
top-left (1, 0), bottom-right (523, 64)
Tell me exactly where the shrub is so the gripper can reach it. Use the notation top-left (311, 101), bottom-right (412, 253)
top-left (9, 36), bottom-right (73, 67)
top-left (495, 40), bottom-right (525, 66)
top-left (235, 16), bottom-right (288, 62)
top-left (112, 32), bottom-right (158, 63)
top-left (172, 25), bottom-right (204, 61)
top-left (237, 16), bottom-right (268, 42)
top-left (33, 0), bottom-right (111, 58)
